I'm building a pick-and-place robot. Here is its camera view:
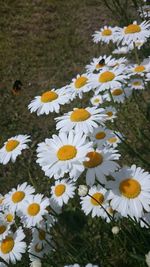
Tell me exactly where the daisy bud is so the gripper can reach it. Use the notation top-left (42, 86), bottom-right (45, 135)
top-left (30, 260), bottom-right (42, 267)
top-left (78, 185), bottom-right (88, 197)
top-left (145, 251), bottom-right (150, 267)
top-left (111, 226), bottom-right (120, 235)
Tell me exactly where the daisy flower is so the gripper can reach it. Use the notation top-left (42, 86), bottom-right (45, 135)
top-left (28, 239), bottom-right (49, 262)
top-left (4, 182), bottom-right (35, 213)
top-left (3, 210), bottom-right (15, 226)
top-left (113, 46), bottom-right (131, 55)
top-left (83, 148), bottom-right (120, 185)
top-left (90, 95), bottom-right (104, 106)
top-left (21, 194), bottom-right (49, 228)
top-left (55, 107), bottom-right (106, 135)
top-left (0, 134), bottom-right (30, 165)
top-left (104, 87), bottom-right (132, 103)
top-left (107, 165), bottom-right (150, 218)
top-left (51, 179), bottom-right (76, 207)
top-left (85, 55), bottom-right (114, 74)
top-left (115, 20), bottom-right (150, 45)
top-left (80, 185), bottom-right (110, 218)
top-left (103, 106), bottom-right (117, 122)
top-left (0, 227), bottom-right (26, 264)
top-left (93, 26), bottom-right (119, 44)
top-left (129, 78), bottom-right (145, 90)
top-left (138, 5), bottom-right (150, 19)
top-left (28, 89), bottom-right (69, 115)
top-left (106, 131), bottom-right (123, 148)
top-left (89, 66), bottom-right (126, 94)
top-left (89, 126), bottom-right (114, 148)
top-left (36, 131), bottom-right (93, 180)
top-left (128, 63), bottom-right (150, 77)
top-left (66, 74), bottom-right (91, 99)
top-left (32, 224), bottom-right (51, 247)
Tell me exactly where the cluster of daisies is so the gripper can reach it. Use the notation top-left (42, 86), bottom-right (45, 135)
top-left (0, 7), bottom-right (150, 266)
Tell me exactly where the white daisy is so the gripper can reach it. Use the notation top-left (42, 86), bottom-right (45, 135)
top-left (113, 46), bottom-right (131, 55)
top-left (85, 55), bottom-right (115, 74)
top-left (66, 74), bottom-right (91, 99)
top-left (28, 239), bottom-right (49, 262)
top-left (83, 147), bottom-right (120, 185)
top-left (115, 20), bottom-right (150, 45)
top-left (32, 223), bottom-right (51, 247)
top-left (107, 165), bottom-right (150, 218)
top-left (89, 126), bottom-right (114, 148)
top-left (93, 26), bottom-right (119, 44)
top-left (55, 107), bottom-right (106, 135)
top-left (90, 95), bottom-right (104, 106)
top-left (28, 89), bottom-right (69, 115)
top-left (89, 66), bottom-right (126, 94)
top-left (4, 182), bottom-right (35, 213)
top-left (80, 185), bottom-right (110, 218)
top-left (3, 210), bottom-right (15, 226)
top-left (21, 194), bottom-right (49, 228)
top-left (103, 106), bottom-right (117, 122)
top-left (36, 131), bottom-right (93, 180)
top-left (0, 227), bottom-right (26, 264)
top-left (0, 135), bottom-right (30, 165)
top-left (128, 63), bottom-right (150, 77)
top-left (51, 179), bottom-right (76, 207)
top-left (104, 87), bottom-right (132, 103)
top-left (129, 78), bottom-right (145, 90)
top-left (138, 5), bottom-right (150, 19)
top-left (106, 131), bottom-right (123, 148)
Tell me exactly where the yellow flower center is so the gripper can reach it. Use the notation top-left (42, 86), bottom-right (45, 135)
top-left (119, 178), bottom-right (141, 198)
top-left (0, 225), bottom-right (6, 235)
top-left (95, 131), bottom-right (106, 140)
top-left (132, 81), bottom-right (142, 86)
top-left (74, 76), bottom-right (88, 89)
top-left (102, 29), bottom-right (112, 36)
top-left (1, 237), bottom-right (14, 254)
top-left (96, 63), bottom-right (105, 69)
top-left (35, 243), bottom-right (43, 253)
top-left (124, 24), bottom-right (141, 34)
top-left (70, 108), bottom-right (91, 122)
top-left (6, 214), bottom-right (14, 223)
top-left (108, 137), bottom-right (117, 143)
top-left (57, 145), bottom-right (77, 161)
top-left (99, 71), bottom-right (115, 83)
top-left (28, 203), bottom-right (40, 216)
top-left (112, 89), bottom-right (123, 96)
top-left (94, 98), bottom-right (100, 103)
top-left (39, 230), bottom-right (46, 240)
top-left (84, 151), bottom-right (103, 168)
top-left (6, 140), bottom-right (20, 152)
top-left (91, 192), bottom-right (104, 205)
top-left (106, 111), bottom-right (113, 117)
top-left (12, 191), bottom-right (25, 203)
top-left (41, 91), bottom-right (58, 103)
top-left (55, 184), bottom-right (66, 196)
top-left (134, 65), bottom-right (145, 72)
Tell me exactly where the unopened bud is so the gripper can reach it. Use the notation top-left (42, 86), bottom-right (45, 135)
top-left (111, 226), bottom-right (120, 235)
top-left (30, 260), bottom-right (42, 267)
top-left (78, 185), bottom-right (88, 197)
